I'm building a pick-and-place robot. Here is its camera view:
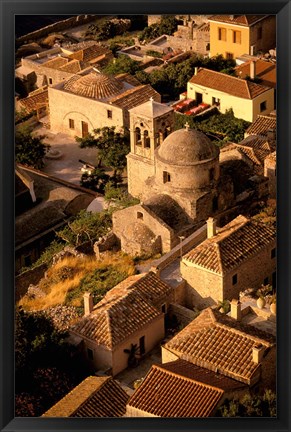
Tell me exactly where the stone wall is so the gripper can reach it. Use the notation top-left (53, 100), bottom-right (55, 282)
top-left (48, 85), bottom-right (125, 136)
top-left (264, 154), bottom-right (276, 199)
top-left (169, 303), bottom-right (197, 326)
top-left (16, 15), bottom-right (97, 44)
top-left (250, 16), bottom-right (276, 55)
top-left (15, 263), bottom-right (48, 301)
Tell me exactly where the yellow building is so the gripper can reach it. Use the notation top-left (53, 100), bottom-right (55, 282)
top-left (208, 15), bottom-right (276, 59)
top-left (187, 68), bottom-right (274, 122)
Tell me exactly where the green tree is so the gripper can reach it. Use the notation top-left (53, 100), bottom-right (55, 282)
top-left (80, 167), bottom-right (110, 193)
top-left (76, 126), bottom-right (130, 176)
top-left (103, 55), bottom-right (141, 75)
top-left (216, 390), bottom-right (276, 417)
top-left (138, 15), bottom-right (179, 42)
top-left (56, 209), bottom-right (112, 247)
top-left (15, 125), bottom-right (50, 168)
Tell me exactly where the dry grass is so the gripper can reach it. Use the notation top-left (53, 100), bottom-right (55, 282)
top-left (19, 252), bottom-right (135, 311)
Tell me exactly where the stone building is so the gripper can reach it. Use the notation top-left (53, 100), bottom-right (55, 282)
top-left (264, 151), bottom-right (276, 199)
top-left (15, 41), bottom-right (114, 92)
top-left (48, 68), bottom-right (160, 136)
top-left (180, 215), bottom-right (276, 309)
top-left (15, 165), bottom-right (96, 273)
top-left (187, 67), bottom-right (275, 122)
top-left (69, 272), bottom-right (175, 376)
top-left (162, 307), bottom-right (276, 391)
top-left (126, 359), bottom-right (248, 417)
top-left (235, 59), bottom-right (276, 89)
top-left (42, 376), bottom-right (129, 417)
top-left (208, 15), bottom-right (276, 59)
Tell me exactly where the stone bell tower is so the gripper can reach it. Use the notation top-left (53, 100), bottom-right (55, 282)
top-left (127, 98), bottom-right (174, 199)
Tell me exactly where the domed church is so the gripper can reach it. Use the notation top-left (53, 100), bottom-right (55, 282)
top-left (113, 100), bottom-right (236, 256)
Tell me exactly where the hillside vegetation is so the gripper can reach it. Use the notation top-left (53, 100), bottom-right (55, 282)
top-left (19, 252), bottom-right (136, 311)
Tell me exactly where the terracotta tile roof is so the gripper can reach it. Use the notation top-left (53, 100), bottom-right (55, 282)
top-left (164, 308), bottom-right (275, 384)
top-left (159, 360), bottom-right (247, 392)
top-left (42, 376), bottom-right (129, 417)
top-left (71, 272), bottom-right (169, 348)
top-left (68, 44), bottom-right (111, 63)
top-left (20, 88), bottom-right (48, 112)
top-left (183, 215), bottom-right (276, 274)
top-left (246, 114), bottom-right (276, 136)
top-left (208, 15), bottom-right (268, 26)
top-left (235, 60), bottom-right (276, 88)
top-left (127, 363), bottom-right (224, 417)
top-left (59, 59), bottom-right (82, 74)
top-left (236, 136), bottom-right (274, 166)
top-left (43, 56), bottom-right (69, 69)
top-left (109, 84), bottom-right (160, 110)
top-left (189, 68), bottom-right (270, 99)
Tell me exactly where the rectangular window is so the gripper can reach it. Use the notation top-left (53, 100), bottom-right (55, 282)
top-left (218, 27), bottom-right (226, 41)
top-left (260, 101), bottom-right (267, 112)
top-left (226, 52), bottom-right (234, 60)
top-left (139, 336), bottom-right (145, 355)
top-left (49, 78), bottom-right (53, 85)
top-left (107, 110), bottom-right (112, 119)
top-left (232, 274), bottom-right (238, 285)
top-left (257, 27), bottom-right (262, 39)
top-left (69, 119), bottom-right (74, 129)
top-left (87, 348), bottom-right (93, 360)
top-left (233, 30), bottom-right (241, 44)
top-left (163, 171), bottom-right (171, 183)
top-left (271, 248), bottom-right (276, 258)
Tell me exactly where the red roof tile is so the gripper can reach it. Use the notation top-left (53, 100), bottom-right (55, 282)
top-left (42, 376), bottom-right (129, 417)
top-left (164, 308), bottom-right (275, 385)
top-left (189, 68), bottom-right (270, 99)
top-left (208, 15), bottom-right (268, 26)
top-left (128, 363), bottom-right (224, 417)
top-left (183, 215), bottom-right (276, 274)
top-left (235, 60), bottom-right (276, 88)
top-left (20, 88), bottom-right (48, 112)
top-left (246, 114), bottom-right (276, 136)
top-left (109, 84), bottom-right (160, 110)
top-left (71, 272), bottom-right (170, 348)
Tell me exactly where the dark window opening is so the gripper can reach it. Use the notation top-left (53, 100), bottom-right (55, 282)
top-left (135, 127), bottom-right (141, 145)
top-left (195, 92), bottom-right (203, 105)
top-left (233, 30), bottom-right (241, 44)
top-left (69, 119), bottom-right (74, 129)
top-left (137, 211), bottom-right (143, 220)
top-left (107, 110), bottom-right (112, 119)
top-left (212, 196), bottom-right (218, 212)
top-left (232, 274), bottom-right (238, 285)
top-left (260, 101), bottom-right (267, 112)
top-left (163, 171), bottom-right (171, 183)
top-left (226, 52), bottom-right (234, 60)
top-left (257, 27), bottom-right (262, 39)
top-left (49, 78), bottom-right (53, 85)
top-left (139, 336), bottom-right (145, 355)
top-left (87, 348), bottom-right (93, 360)
top-left (144, 130), bottom-right (150, 148)
top-left (271, 248), bottom-right (276, 258)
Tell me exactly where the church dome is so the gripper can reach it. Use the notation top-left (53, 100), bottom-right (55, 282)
top-left (63, 70), bottom-right (123, 99)
top-left (157, 126), bottom-right (219, 165)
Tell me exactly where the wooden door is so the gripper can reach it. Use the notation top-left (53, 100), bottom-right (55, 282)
top-left (81, 121), bottom-right (89, 138)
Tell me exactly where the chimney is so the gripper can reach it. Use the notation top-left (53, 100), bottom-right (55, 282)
top-left (207, 217), bottom-right (216, 238)
top-left (252, 344), bottom-right (265, 364)
top-left (230, 15), bottom-right (234, 20)
top-left (83, 292), bottom-right (93, 316)
top-left (250, 45), bottom-right (255, 56)
top-left (250, 60), bottom-right (256, 79)
top-left (194, 67), bottom-right (199, 76)
top-left (230, 299), bottom-right (242, 321)
top-left (267, 128), bottom-right (276, 142)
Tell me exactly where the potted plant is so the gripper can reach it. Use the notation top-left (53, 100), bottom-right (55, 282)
top-left (270, 294), bottom-right (276, 315)
top-left (256, 284), bottom-right (272, 309)
top-left (218, 300), bottom-right (230, 314)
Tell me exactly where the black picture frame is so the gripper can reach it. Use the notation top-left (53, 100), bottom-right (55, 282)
top-left (1, 1), bottom-right (290, 431)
